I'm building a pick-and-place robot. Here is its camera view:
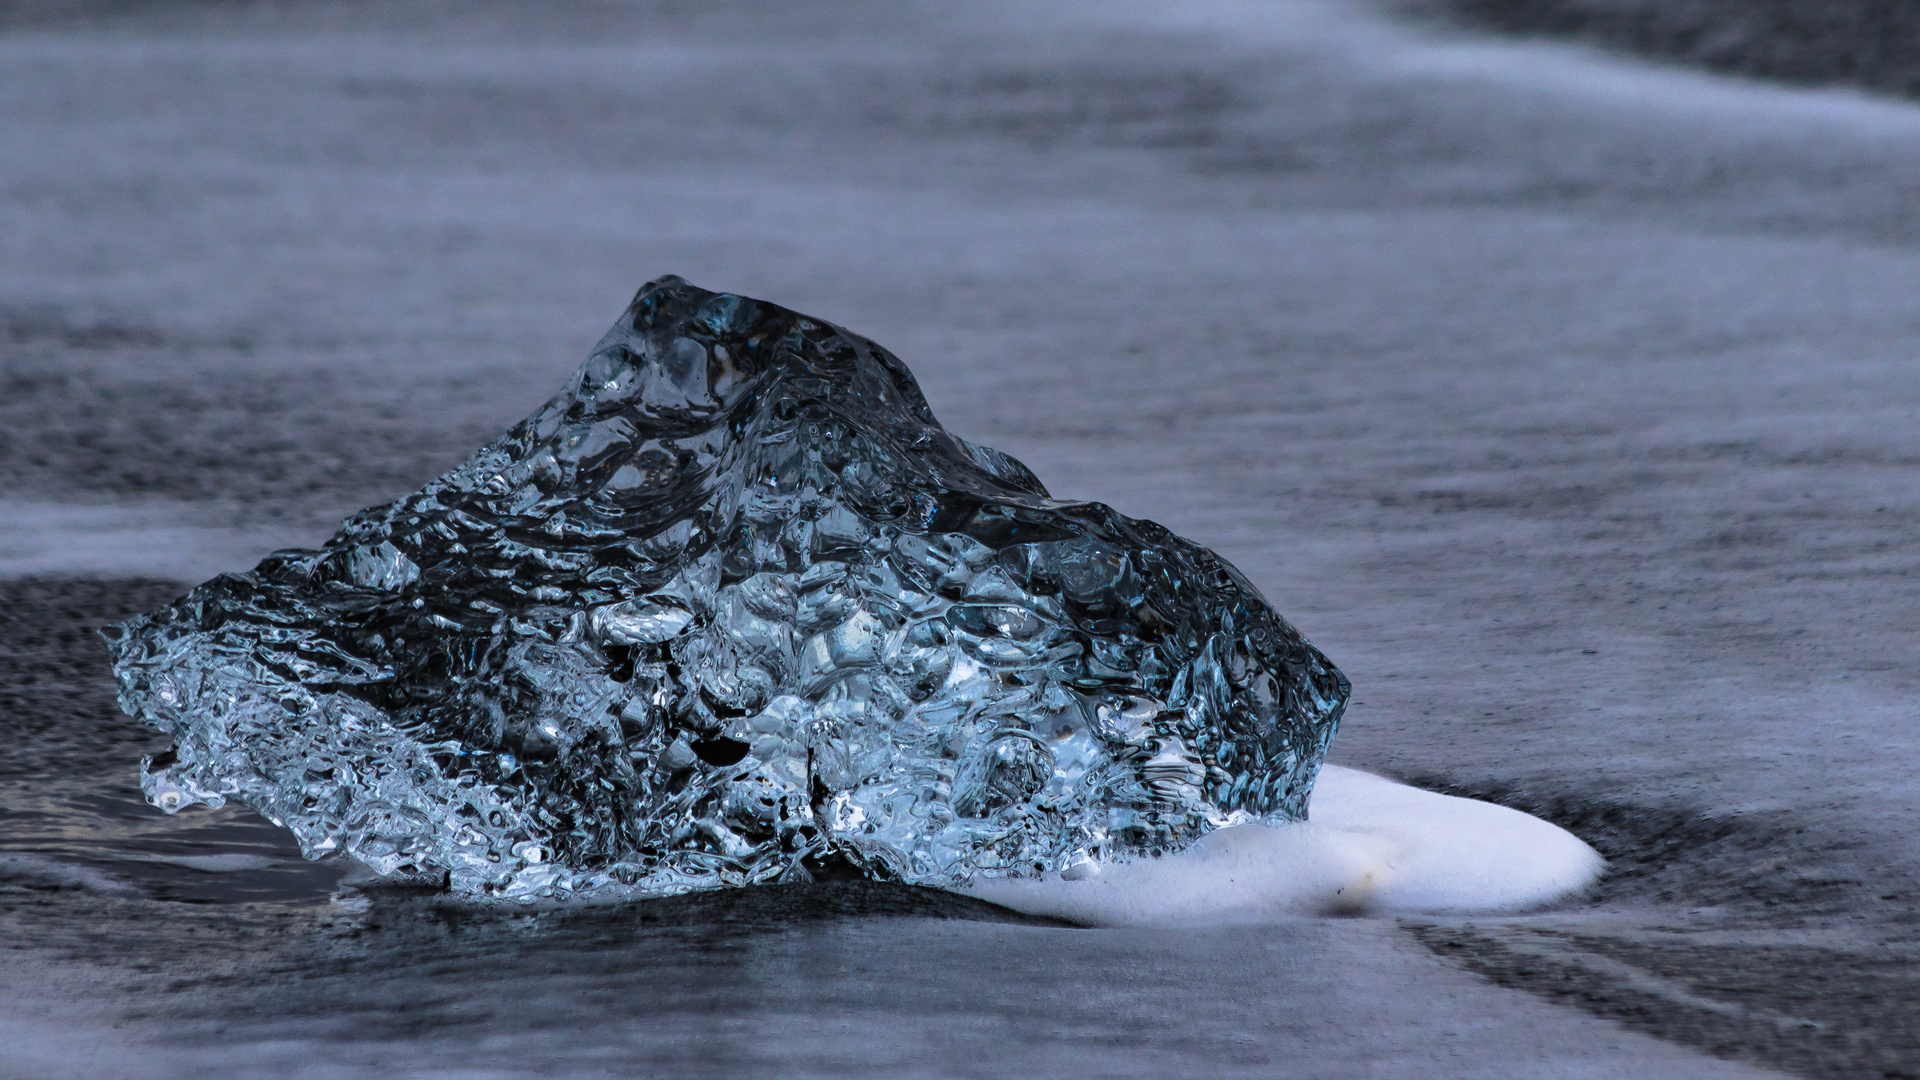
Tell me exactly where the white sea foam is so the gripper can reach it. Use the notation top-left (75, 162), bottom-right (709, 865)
top-left (964, 765), bottom-right (1604, 926)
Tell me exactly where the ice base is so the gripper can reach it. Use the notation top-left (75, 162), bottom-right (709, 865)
top-left (963, 765), bottom-right (1604, 925)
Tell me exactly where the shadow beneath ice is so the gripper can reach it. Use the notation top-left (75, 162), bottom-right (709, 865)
top-left (344, 878), bottom-right (1078, 932)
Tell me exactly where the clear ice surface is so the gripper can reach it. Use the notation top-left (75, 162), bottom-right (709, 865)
top-left (105, 277), bottom-right (1350, 901)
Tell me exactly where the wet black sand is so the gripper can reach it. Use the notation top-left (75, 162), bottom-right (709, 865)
top-left (1418, 0), bottom-right (1920, 100)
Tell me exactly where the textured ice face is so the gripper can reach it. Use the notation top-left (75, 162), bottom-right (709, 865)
top-left (105, 277), bottom-right (1349, 901)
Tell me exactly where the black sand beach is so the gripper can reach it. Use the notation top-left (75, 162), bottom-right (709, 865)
top-left (4, 2), bottom-right (1920, 1076)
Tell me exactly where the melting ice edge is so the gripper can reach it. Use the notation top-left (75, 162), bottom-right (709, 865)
top-left (104, 277), bottom-right (1349, 902)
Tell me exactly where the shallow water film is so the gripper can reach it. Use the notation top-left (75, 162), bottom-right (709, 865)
top-left (104, 277), bottom-right (1348, 901)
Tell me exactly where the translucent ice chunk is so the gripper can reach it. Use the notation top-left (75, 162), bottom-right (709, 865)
top-left (103, 277), bottom-right (1349, 901)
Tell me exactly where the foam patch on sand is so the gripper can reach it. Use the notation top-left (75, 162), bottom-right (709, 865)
top-left (964, 765), bottom-right (1604, 926)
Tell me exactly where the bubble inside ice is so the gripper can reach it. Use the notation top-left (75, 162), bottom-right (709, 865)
top-left (104, 276), bottom-right (1350, 901)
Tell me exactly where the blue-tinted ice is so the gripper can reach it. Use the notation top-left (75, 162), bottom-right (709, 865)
top-left (104, 278), bottom-right (1349, 900)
